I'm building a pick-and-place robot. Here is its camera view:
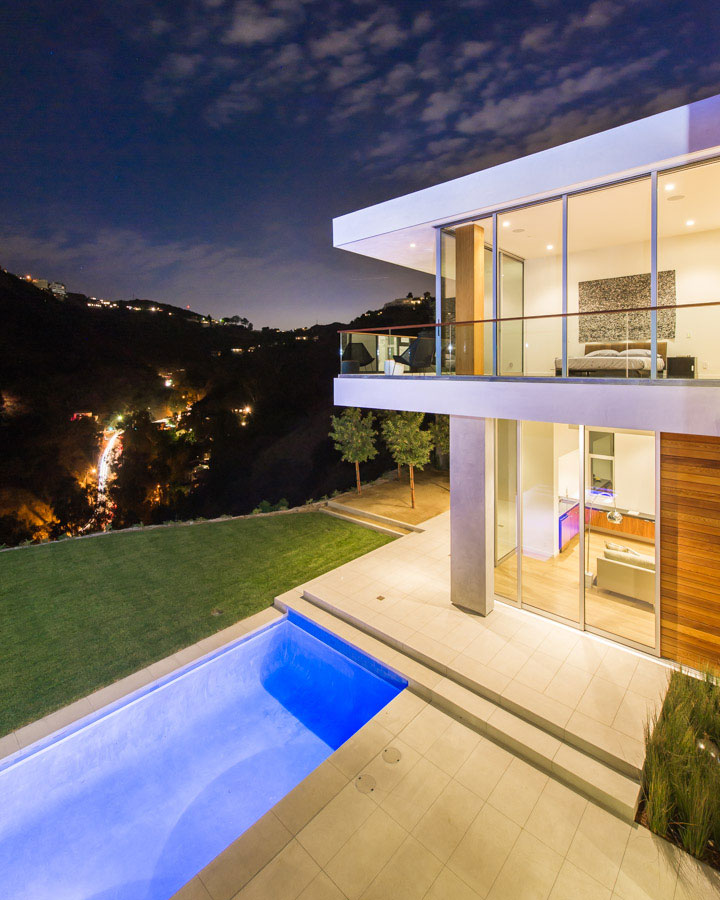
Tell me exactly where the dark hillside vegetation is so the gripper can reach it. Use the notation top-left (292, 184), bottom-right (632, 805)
top-left (0, 269), bottom-right (432, 543)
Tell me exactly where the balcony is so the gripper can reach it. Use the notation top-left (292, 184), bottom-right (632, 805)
top-left (339, 301), bottom-right (720, 382)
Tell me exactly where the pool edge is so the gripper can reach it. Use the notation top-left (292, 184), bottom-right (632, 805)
top-left (0, 605), bottom-right (284, 766)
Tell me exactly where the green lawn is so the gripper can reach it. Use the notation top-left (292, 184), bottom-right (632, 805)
top-left (0, 513), bottom-right (392, 736)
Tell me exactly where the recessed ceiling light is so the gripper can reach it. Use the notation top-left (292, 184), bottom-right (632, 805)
top-left (546, 244), bottom-right (554, 250)
top-left (686, 219), bottom-right (695, 226)
top-left (502, 221), bottom-right (510, 228)
top-left (409, 242), bottom-right (416, 247)
top-left (664, 183), bottom-right (675, 191)
top-left (667, 194), bottom-right (685, 201)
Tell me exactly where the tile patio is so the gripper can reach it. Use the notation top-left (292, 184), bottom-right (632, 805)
top-left (174, 690), bottom-right (720, 900)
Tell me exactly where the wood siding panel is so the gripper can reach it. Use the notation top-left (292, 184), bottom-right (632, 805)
top-left (661, 432), bottom-right (720, 669)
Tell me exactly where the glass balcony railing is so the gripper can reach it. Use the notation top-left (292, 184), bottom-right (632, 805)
top-left (339, 301), bottom-right (720, 380)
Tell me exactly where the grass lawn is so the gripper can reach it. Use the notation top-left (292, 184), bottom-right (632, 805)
top-left (0, 512), bottom-right (392, 736)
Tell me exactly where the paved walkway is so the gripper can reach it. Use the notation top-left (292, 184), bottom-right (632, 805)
top-left (177, 689), bottom-right (720, 900)
top-left (332, 469), bottom-right (450, 526)
top-left (302, 512), bottom-right (670, 772)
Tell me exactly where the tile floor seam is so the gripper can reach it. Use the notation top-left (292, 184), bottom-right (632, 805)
top-left (607, 824), bottom-right (633, 897)
top-left (482, 819), bottom-right (526, 900)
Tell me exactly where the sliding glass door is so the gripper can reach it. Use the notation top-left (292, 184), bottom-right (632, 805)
top-left (494, 419), bottom-right (518, 603)
top-left (520, 422), bottom-right (581, 623)
top-left (494, 419), bottom-right (657, 649)
top-left (583, 427), bottom-right (657, 647)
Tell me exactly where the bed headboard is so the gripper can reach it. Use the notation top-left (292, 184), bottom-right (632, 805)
top-left (584, 341), bottom-right (668, 363)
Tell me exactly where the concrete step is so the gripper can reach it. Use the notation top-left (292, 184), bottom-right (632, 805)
top-left (326, 501), bottom-right (424, 532)
top-left (274, 591), bottom-right (641, 823)
top-left (319, 507), bottom-right (409, 537)
top-left (300, 588), bottom-right (644, 781)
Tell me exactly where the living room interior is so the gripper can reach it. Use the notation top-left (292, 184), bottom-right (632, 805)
top-left (494, 420), bottom-right (657, 649)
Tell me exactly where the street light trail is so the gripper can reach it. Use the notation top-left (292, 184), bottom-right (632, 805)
top-left (97, 430), bottom-right (121, 500)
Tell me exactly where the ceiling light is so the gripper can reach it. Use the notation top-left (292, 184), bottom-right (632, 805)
top-left (409, 242), bottom-right (416, 247)
top-left (667, 194), bottom-right (685, 201)
top-left (546, 244), bottom-right (554, 250)
top-left (502, 221), bottom-right (510, 228)
top-left (664, 183), bottom-right (675, 191)
top-left (686, 219), bottom-right (695, 226)
top-left (512, 227), bottom-right (525, 233)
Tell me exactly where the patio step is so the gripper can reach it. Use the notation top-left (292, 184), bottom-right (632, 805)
top-left (274, 591), bottom-right (642, 823)
top-left (300, 588), bottom-right (644, 782)
top-left (326, 501), bottom-right (425, 532)
top-left (319, 506), bottom-right (410, 537)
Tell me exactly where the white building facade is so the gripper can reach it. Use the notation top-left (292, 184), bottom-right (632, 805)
top-left (333, 93), bottom-right (720, 670)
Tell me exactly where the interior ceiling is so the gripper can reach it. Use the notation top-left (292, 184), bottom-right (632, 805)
top-left (338, 162), bottom-right (720, 275)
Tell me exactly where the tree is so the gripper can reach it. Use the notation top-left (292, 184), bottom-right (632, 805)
top-left (381, 412), bottom-right (433, 508)
top-left (329, 407), bottom-right (377, 494)
top-left (430, 415), bottom-right (449, 468)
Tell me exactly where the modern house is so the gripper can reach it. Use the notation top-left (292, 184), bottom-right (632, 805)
top-left (334, 93), bottom-right (720, 671)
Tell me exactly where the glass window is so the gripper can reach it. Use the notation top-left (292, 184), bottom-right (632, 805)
top-left (567, 178), bottom-right (654, 378)
top-left (495, 419), bottom-right (518, 602)
top-left (441, 218), bottom-right (493, 375)
top-left (584, 427), bottom-right (656, 647)
top-left (440, 229), bottom-right (456, 374)
top-left (520, 421), bottom-right (581, 623)
top-left (658, 159), bottom-right (720, 379)
top-left (498, 200), bottom-right (562, 377)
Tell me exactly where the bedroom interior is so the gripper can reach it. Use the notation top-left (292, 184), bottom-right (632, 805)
top-left (434, 154), bottom-right (720, 379)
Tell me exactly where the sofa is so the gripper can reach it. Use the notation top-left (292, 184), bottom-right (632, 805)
top-left (595, 542), bottom-right (655, 606)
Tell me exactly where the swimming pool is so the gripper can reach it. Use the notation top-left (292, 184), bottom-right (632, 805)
top-left (0, 610), bottom-right (406, 900)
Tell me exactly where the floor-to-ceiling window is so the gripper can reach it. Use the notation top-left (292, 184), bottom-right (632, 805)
top-left (583, 427), bottom-right (656, 647)
top-left (520, 421), bottom-right (581, 623)
top-left (567, 178), bottom-right (654, 377)
top-left (494, 419), bottom-right (657, 649)
top-left (658, 159), bottom-right (720, 378)
top-left (494, 419), bottom-right (518, 603)
top-left (497, 200), bottom-right (562, 376)
top-left (439, 220), bottom-right (493, 375)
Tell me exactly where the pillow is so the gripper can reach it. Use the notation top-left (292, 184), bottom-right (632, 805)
top-left (585, 349), bottom-right (620, 357)
top-left (605, 541), bottom-right (640, 555)
top-left (618, 348), bottom-right (652, 357)
top-left (604, 548), bottom-right (655, 569)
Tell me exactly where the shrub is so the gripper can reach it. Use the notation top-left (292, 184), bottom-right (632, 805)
top-left (642, 669), bottom-right (720, 861)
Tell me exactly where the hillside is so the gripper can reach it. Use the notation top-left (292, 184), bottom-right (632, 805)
top-left (0, 270), bottom-right (432, 544)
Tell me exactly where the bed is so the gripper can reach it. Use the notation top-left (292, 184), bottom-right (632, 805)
top-left (554, 342), bottom-right (667, 377)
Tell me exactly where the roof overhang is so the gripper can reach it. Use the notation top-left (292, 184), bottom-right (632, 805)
top-left (333, 93), bottom-right (720, 275)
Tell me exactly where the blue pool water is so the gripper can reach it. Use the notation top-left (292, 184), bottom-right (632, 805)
top-left (0, 610), bottom-right (406, 900)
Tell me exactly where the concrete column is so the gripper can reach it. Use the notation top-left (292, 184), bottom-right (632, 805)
top-left (450, 415), bottom-right (495, 616)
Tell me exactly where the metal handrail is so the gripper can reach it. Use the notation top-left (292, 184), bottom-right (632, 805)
top-left (338, 299), bottom-right (720, 334)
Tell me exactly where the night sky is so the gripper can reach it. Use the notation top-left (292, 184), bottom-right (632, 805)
top-left (2, 0), bottom-right (719, 327)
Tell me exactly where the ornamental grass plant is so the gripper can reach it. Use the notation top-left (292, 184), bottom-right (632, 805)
top-left (642, 668), bottom-right (720, 863)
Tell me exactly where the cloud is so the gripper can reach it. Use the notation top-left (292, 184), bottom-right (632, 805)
top-left (136, 0), bottom-right (717, 192)
top-left (143, 53), bottom-right (204, 112)
top-left (222, 0), bottom-right (300, 45)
